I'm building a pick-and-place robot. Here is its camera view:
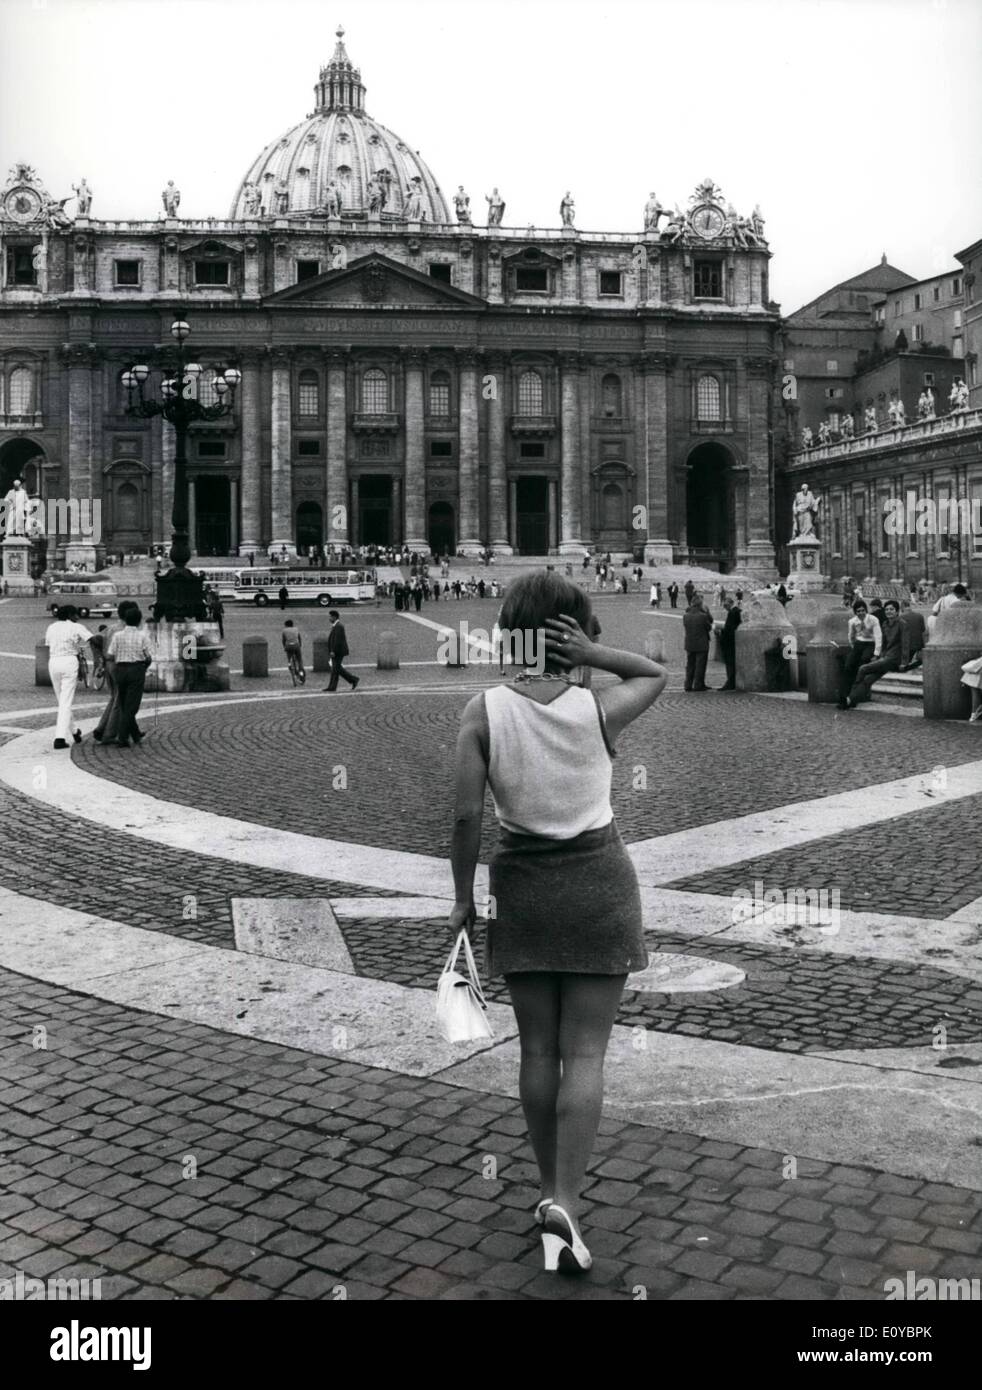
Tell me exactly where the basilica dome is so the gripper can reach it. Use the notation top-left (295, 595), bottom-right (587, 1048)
top-left (229, 28), bottom-right (450, 224)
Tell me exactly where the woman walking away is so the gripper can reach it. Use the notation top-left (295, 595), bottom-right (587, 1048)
top-left (93, 601), bottom-right (139, 744)
top-left (449, 571), bottom-right (667, 1274)
top-left (45, 605), bottom-right (94, 749)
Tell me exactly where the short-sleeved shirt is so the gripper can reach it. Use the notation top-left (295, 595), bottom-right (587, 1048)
top-left (45, 620), bottom-right (92, 658)
top-left (282, 628), bottom-right (301, 649)
top-left (108, 627), bottom-right (154, 662)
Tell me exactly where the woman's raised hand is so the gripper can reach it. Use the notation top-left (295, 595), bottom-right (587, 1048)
top-left (544, 614), bottom-right (594, 669)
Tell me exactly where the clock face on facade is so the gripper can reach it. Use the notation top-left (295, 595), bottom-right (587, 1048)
top-left (4, 186), bottom-right (42, 223)
top-left (690, 204), bottom-right (725, 239)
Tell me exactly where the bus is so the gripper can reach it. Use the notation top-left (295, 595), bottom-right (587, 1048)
top-left (195, 567), bottom-right (243, 599)
top-left (232, 567), bottom-right (377, 606)
top-left (44, 573), bottom-right (119, 618)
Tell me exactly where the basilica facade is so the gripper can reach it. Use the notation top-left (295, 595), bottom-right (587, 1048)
top-left (0, 30), bottom-right (779, 573)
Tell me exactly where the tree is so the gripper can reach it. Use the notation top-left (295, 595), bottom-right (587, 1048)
top-left (895, 329), bottom-right (909, 351)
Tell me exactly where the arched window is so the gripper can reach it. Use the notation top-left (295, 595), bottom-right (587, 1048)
top-left (697, 374), bottom-right (721, 421)
top-left (362, 368), bottom-right (388, 414)
top-left (9, 367), bottom-right (34, 415)
top-left (429, 370), bottom-right (451, 417)
top-left (298, 369), bottom-right (319, 417)
top-left (198, 369), bottom-right (218, 408)
top-left (601, 374), bottom-right (622, 417)
top-left (517, 369), bottom-right (543, 416)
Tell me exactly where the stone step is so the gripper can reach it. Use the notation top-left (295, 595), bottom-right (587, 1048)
top-left (874, 670), bottom-right (924, 700)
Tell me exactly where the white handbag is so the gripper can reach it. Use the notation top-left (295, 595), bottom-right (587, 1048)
top-left (960, 655), bottom-right (982, 676)
top-left (435, 930), bottom-right (494, 1044)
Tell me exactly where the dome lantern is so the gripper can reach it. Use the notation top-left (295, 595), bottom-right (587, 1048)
top-left (314, 25), bottom-right (366, 114)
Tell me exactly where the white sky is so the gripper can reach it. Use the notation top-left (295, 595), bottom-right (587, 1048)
top-left (1, 0), bottom-right (980, 312)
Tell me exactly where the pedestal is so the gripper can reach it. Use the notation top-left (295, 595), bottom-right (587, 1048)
top-left (145, 620), bottom-right (230, 693)
top-left (62, 541), bottom-right (98, 573)
top-left (1, 536), bottom-right (36, 594)
top-left (786, 535), bottom-right (828, 593)
top-left (643, 539), bottom-right (675, 566)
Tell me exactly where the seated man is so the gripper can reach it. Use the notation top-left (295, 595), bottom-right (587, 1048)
top-left (849, 599), bottom-right (904, 705)
top-left (898, 599), bottom-right (926, 671)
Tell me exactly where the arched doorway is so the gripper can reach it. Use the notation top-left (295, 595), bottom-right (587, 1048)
top-left (0, 437), bottom-right (44, 496)
top-left (685, 442), bottom-right (733, 568)
top-left (296, 500), bottom-right (323, 554)
top-left (428, 501), bottom-right (455, 556)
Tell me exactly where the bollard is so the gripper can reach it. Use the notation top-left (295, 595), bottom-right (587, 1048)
top-left (922, 604), bottom-right (982, 720)
top-left (312, 634), bottom-right (333, 672)
top-left (644, 632), bottom-right (665, 664)
top-left (35, 641), bottom-right (51, 687)
top-left (377, 631), bottom-right (400, 670)
top-left (241, 635), bottom-right (268, 678)
top-left (805, 610), bottom-right (851, 703)
top-left (735, 595), bottom-right (796, 693)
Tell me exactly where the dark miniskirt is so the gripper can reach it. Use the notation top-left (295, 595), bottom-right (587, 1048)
top-left (485, 820), bottom-right (647, 980)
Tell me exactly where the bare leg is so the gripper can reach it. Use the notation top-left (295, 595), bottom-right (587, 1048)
top-left (504, 973), bottom-right (561, 1203)
top-left (554, 974), bottom-right (627, 1225)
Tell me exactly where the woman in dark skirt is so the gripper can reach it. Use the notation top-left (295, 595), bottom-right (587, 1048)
top-left (450, 571), bottom-right (667, 1274)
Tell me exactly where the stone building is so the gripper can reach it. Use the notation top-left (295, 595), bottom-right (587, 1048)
top-left (0, 29), bottom-right (778, 574)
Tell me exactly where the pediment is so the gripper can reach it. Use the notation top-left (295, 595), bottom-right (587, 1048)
top-left (265, 254), bottom-right (486, 310)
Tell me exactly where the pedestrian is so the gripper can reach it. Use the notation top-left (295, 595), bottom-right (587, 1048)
top-left (478, 578), bottom-right (486, 598)
top-left (683, 579), bottom-right (694, 606)
top-left (448, 570), bottom-right (667, 1272)
top-left (105, 606), bottom-right (154, 748)
top-left (281, 618), bottom-right (305, 680)
top-left (667, 581), bottom-right (679, 609)
top-left (845, 598), bottom-right (904, 706)
top-left (683, 593), bottom-right (713, 691)
top-left (92, 601), bottom-right (139, 745)
top-left (834, 600), bottom-right (881, 710)
top-left (776, 580), bottom-right (789, 607)
top-left (45, 605), bottom-right (93, 749)
top-left (413, 583), bottom-right (423, 613)
top-left (433, 581), bottom-right (441, 601)
top-left (719, 596), bottom-right (741, 690)
top-left (322, 609), bottom-right (360, 692)
top-left (278, 584), bottom-right (289, 610)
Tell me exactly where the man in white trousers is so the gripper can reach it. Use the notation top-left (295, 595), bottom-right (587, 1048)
top-left (44, 605), bottom-right (93, 749)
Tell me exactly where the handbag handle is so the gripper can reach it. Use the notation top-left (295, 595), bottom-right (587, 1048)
top-left (444, 929), bottom-right (487, 1009)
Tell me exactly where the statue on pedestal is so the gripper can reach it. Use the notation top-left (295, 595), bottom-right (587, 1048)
top-left (323, 181), bottom-right (342, 217)
top-left (273, 178), bottom-right (290, 215)
top-left (917, 387), bottom-right (936, 419)
top-left (801, 426), bottom-right (814, 449)
top-left (454, 186), bottom-right (471, 223)
top-left (243, 181), bottom-right (262, 216)
top-left (792, 483), bottom-right (821, 539)
top-left (73, 178), bottom-right (92, 216)
top-left (161, 181), bottom-right (181, 217)
top-left (864, 404), bottom-right (878, 433)
top-left (366, 174), bottom-right (385, 214)
top-left (329, 243), bottom-right (346, 270)
top-left (950, 377), bottom-right (969, 412)
top-left (44, 196), bottom-right (72, 229)
top-left (31, 240), bottom-right (47, 289)
top-left (560, 192), bottom-right (575, 227)
top-left (404, 180), bottom-right (426, 221)
top-left (1, 479), bottom-right (30, 537)
top-left (817, 420), bottom-right (831, 445)
top-left (750, 205), bottom-right (766, 244)
top-left (643, 192), bottom-right (667, 232)
top-left (662, 207), bottom-right (688, 243)
top-left (485, 188), bottom-right (505, 226)
top-left (840, 413), bottom-right (854, 439)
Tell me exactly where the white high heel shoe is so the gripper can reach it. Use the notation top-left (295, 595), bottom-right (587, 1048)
top-left (541, 1203), bottom-right (592, 1273)
top-left (534, 1198), bottom-right (554, 1227)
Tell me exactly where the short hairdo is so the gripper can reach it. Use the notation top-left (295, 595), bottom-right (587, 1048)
top-left (852, 599), bottom-right (868, 612)
top-left (497, 570), bottom-right (593, 639)
top-left (117, 600), bottom-right (138, 618)
top-left (56, 605), bottom-right (78, 621)
top-left (123, 606), bottom-right (142, 626)
top-left (953, 583), bottom-right (968, 596)
top-left (328, 609), bottom-right (340, 619)
top-left (883, 600), bottom-right (899, 613)
top-left (284, 619), bottom-right (294, 626)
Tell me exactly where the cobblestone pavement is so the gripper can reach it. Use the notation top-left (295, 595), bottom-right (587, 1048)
top-left (4, 970), bottom-right (980, 1302)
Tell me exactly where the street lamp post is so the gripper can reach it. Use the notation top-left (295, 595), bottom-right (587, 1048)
top-left (123, 311), bottom-right (240, 622)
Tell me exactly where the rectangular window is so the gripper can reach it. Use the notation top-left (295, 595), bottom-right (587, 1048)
top-left (429, 381), bottom-right (450, 416)
top-left (114, 260), bottom-right (141, 287)
top-left (827, 411), bottom-right (840, 431)
top-left (7, 246), bottom-right (37, 285)
top-left (972, 478), bottom-right (982, 554)
top-left (894, 300), bottom-right (901, 316)
top-left (970, 359), bottom-right (978, 387)
top-left (197, 440), bottom-right (227, 458)
top-left (953, 338), bottom-right (963, 358)
top-left (599, 271), bottom-right (623, 296)
top-left (953, 277), bottom-right (962, 296)
top-left (914, 293), bottom-right (922, 311)
top-left (429, 441), bottom-right (453, 457)
top-left (912, 323), bottom-right (924, 342)
top-left (297, 439), bottom-right (321, 456)
top-left (515, 267), bottom-right (548, 292)
top-left (298, 380), bottom-right (319, 416)
top-left (924, 372), bottom-right (935, 387)
top-left (854, 494), bottom-right (865, 555)
top-left (933, 285), bottom-right (941, 302)
top-left (825, 387), bottom-right (843, 399)
top-left (693, 260), bottom-right (722, 298)
top-left (296, 260), bottom-right (320, 282)
top-left (520, 442), bottom-right (545, 459)
top-left (429, 263), bottom-right (452, 283)
top-left (783, 358), bottom-right (795, 371)
top-left (194, 261), bottom-right (230, 285)
top-left (954, 308), bottom-right (963, 329)
top-left (826, 360), bottom-right (839, 374)
top-left (905, 489), bottom-right (919, 555)
top-left (935, 483), bottom-right (952, 555)
top-left (832, 501), bottom-right (842, 556)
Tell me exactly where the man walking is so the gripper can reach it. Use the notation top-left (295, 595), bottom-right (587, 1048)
top-left (323, 610), bottom-right (360, 692)
top-left (683, 579), bottom-right (695, 607)
top-left (105, 606), bottom-right (154, 748)
top-left (667, 581), bottom-right (679, 610)
top-left (683, 593), bottom-right (713, 692)
top-left (719, 596), bottom-right (741, 690)
top-left (278, 583), bottom-right (289, 610)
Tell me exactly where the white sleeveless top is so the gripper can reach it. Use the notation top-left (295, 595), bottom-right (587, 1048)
top-left (484, 684), bottom-right (614, 839)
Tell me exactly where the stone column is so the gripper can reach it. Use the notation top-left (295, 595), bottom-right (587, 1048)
top-left (60, 344), bottom-right (100, 568)
top-left (559, 352), bottom-right (584, 554)
top-left (485, 352), bottom-right (511, 552)
top-left (548, 479), bottom-right (559, 551)
top-left (350, 476), bottom-right (360, 546)
top-left (325, 349), bottom-right (349, 546)
top-left (238, 350), bottom-right (262, 557)
top-left (509, 478), bottom-right (518, 552)
top-left (457, 348), bottom-right (481, 552)
top-left (269, 349), bottom-right (294, 556)
top-left (229, 476), bottom-right (239, 553)
top-left (639, 351), bottom-right (674, 563)
top-left (403, 348), bottom-right (427, 549)
top-left (740, 355), bottom-right (778, 573)
top-left (393, 476), bottom-right (403, 543)
top-left (161, 419), bottom-right (175, 552)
